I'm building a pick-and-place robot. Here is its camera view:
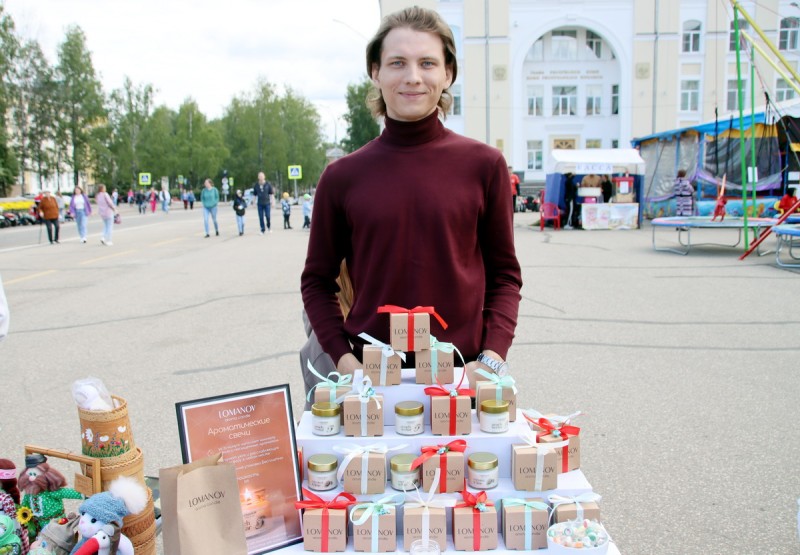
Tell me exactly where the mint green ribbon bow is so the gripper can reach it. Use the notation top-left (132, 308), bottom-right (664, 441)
top-left (306, 360), bottom-right (352, 404)
top-left (475, 368), bottom-right (518, 401)
top-left (428, 335), bottom-right (465, 382)
top-left (350, 494), bottom-right (404, 552)
top-left (503, 498), bottom-right (551, 550)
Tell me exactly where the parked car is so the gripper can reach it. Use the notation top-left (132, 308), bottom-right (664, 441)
top-left (17, 212), bottom-right (38, 225)
top-left (0, 214), bottom-right (9, 228)
top-left (2, 212), bottom-right (19, 226)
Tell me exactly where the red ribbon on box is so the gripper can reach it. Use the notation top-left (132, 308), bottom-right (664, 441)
top-left (410, 439), bottom-right (467, 492)
top-left (455, 489), bottom-right (495, 551)
top-left (295, 488), bottom-right (357, 552)
top-left (424, 383), bottom-right (475, 435)
top-left (377, 305), bottom-right (448, 351)
top-left (524, 415), bottom-right (581, 473)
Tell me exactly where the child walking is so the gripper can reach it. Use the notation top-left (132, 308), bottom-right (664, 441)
top-left (233, 189), bottom-right (247, 235)
top-left (281, 192), bottom-right (292, 229)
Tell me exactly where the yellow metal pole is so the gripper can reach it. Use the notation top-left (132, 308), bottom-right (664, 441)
top-left (741, 31), bottom-right (800, 97)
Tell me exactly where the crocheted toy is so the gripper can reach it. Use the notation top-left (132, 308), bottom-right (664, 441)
top-left (0, 459), bottom-right (29, 553)
top-left (18, 455), bottom-right (82, 542)
top-left (0, 514), bottom-right (22, 555)
top-left (68, 477), bottom-right (147, 555)
top-left (72, 524), bottom-right (119, 555)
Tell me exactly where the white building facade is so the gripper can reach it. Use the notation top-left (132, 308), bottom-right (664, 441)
top-left (379, 0), bottom-right (798, 183)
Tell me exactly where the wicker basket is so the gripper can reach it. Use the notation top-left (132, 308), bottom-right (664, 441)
top-left (77, 395), bottom-right (135, 459)
top-left (82, 446), bottom-right (145, 492)
top-left (122, 488), bottom-right (155, 543)
top-left (131, 528), bottom-right (157, 555)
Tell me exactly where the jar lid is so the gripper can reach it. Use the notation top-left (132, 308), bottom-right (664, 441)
top-left (480, 399), bottom-right (510, 414)
top-left (395, 401), bottom-right (424, 417)
top-left (311, 402), bottom-right (340, 417)
top-left (468, 452), bottom-right (498, 471)
top-left (307, 454), bottom-right (338, 472)
top-left (390, 453), bottom-right (417, 472)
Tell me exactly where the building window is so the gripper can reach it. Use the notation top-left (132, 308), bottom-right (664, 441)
top-left (552, 30), bottom-right (578, 60)
top-left (586, 85), bottom-right (602, 115)
top-left (611, 139), bottom-right (620, 149)
top-left (682, 20), bottom-right (701, 53)
top-left (526, 38), bottom-right (544, 62)
top-left (586, 139), bottom-right (602, 149)
top-left (729, 20), bottom-right (749, 52)
top-left (777, 78), bottom-right (796, 102)
top-left (780, 18), bottom-right (799, 51)
top-left (586, 30), bottom-right (602, 58)
top-left (611, 84), bottom-right (619, 115)
top-left (726, 79), bottom-right (746, 111)
top-left (680, 80), bottom-right (700, 111)
top-left (448, 84), bottom-right (462, 116)
top-left (552, 86), bottom-right (577, 116)
top-left (527, 85), bottom-right (543, 116)
top-left (527, 140), bottom-right (543, 170)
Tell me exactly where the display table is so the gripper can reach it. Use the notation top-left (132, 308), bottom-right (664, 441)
top-left (581, 203), bottom-right (639, 230)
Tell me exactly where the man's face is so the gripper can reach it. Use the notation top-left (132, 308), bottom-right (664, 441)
top-left (371, 27), bottom-right (452, 122)
top-left (258, 172), bottom-right (265, 183)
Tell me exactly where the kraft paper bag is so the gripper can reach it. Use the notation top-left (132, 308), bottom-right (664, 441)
top-left (160, 453), bottom-right (248, 555)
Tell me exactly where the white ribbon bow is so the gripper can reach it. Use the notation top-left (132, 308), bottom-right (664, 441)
top-left (306, 360), bottom-right (353, 403)
top-left (358, 332), bottom-right (406, 386)
top-left (333, 443), bottom-right (407, 494)
top-left (548, 492), bottom-right (602, 523)
top-left (518, 429), bottom-right (568, 491)
top-left (347, 376), bottom-right (381, 436)
top-left (405, 469), bottom-right (457, 547)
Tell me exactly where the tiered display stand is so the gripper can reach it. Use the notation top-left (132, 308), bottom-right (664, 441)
top-left (288, 369), bottom-right (621, 553)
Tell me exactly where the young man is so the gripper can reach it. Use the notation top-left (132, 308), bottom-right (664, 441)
top-left (301, 7), bottom-right (522, 378)
top-left (200, 178), bottom-right (220, 237)
top-left (252, 172), bottom-right (274, 234)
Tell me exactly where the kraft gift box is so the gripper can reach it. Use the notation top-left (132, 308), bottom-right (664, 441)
top-left (415, 349), bottom-right (455, 384)
top-left (341, 452), bottom-right (386, 495)
top-left (352, 506), bottom-right (397, 552)
top-left (343, 394), bottom-right (384, 437)
top-left (403, 506), bottom-right (447, 551)
top-left (554, 501), bottom-right (601, 524)
top-left (303, 508), bottom-right (348, 552)
top-left (430, 394), bottom-right (472, 435)
top-left (502, 498), bottom-right (550, 550)
top-left (420, 451), bottom-right (465, 493)
top-left (313, 384), bottom-right (352, 405)
top-left (452, 506), bottom-right (499, 551)
top-left (511, 444), bottom-right (558, 491)
top-left (389, 312), bottom-right (430, 352)
top-left (538, 432), bottom-right (581, 473)
top-left (475, 382), bottom-right (518, 422)
top-left (362, 346), bottom-right (402, 386)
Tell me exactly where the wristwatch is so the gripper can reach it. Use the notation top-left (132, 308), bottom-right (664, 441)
top-left (476, 352), bottom-right (509, 375)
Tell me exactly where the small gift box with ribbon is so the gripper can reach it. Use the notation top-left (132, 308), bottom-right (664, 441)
top-left (502, 497), bottom-right (551, 550)
top-left (350, 494), bottom-right (403, 552)
top-left (523, 409), bottom-right (582, 473)
top-left (295, 489), bottom-right (356, 552)
top-left (415, 335), bottom-right (463, 384)
top-left (452, 489), bottom-right (498, 551)
top-left (549, 492), bottom-right (602, 524)
top-left (334, 443), bottom-right (406, 495)
top-left (511, 429), bottom-right (567, 491)
top-left (359, 332), bottom-right (405, 386)
top-left (426, 369), bottom-right (475, 436)
top-left (307, 362), bottom-right (353, 413)
top-left (343, 377), bottom-right (384, 437)
top-left (475, 368), bottom-right (519, 422)
top-left (411, 439), bottom-right (467, 494)
top-left (377, 305), bottom-right (448, 352)
top-left (403, 469), bottom-right (456, 551)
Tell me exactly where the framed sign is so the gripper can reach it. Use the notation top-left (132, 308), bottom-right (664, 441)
top-left (176, 385), bottom-right (303, 554)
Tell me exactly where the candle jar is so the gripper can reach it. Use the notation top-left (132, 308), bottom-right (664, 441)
top-left (311, 402), bottom-right (341, 436)
top-left (479, 399), bottom-right (510, 434)
top-left (390, 453), bottom-right (421, 491)
top-left (307, 454), bottom-right (339, 491)
top-left (409, 539), bottom-right (441, 555)
top-left (394, 401), bottom-right (425, 436)
top-left (467, 452), bottom-right (499, 490)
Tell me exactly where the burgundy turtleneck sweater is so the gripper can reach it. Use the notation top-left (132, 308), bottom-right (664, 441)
top-left (301, 111), bottom-right (522, 365)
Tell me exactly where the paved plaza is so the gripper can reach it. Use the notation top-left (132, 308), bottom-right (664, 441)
top-left (1, 204), bottom-right (798, 554)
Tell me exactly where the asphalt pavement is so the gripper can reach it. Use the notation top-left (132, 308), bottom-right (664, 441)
top-left (1, 202), bottom-right (798, 554)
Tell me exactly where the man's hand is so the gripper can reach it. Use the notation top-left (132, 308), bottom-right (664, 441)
top-left (466, 349), bottom-right (503, 389)
top-left (336, 353), bottom-right (361, 374)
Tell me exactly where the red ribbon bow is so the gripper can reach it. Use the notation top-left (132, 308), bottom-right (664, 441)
top-left (295, 488), bottom-right (357, 551)
top-left (410, 439), bottom-right (467, 492)
top-left (455, 489), bottom-right (495, 551)
top-left (425, 383), bottom-right (475, 436)
top-left (377, 305), bottom-right (448, 351)
top-left (527, 416), bottom-right (581, 473)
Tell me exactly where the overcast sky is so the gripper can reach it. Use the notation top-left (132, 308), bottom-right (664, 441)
top-left (4, 0), bottom-right (382, 142)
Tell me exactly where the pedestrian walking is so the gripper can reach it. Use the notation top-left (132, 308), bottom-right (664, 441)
top-left (182, 189), bottom-right (189, 210)
top-left (127, 189), bottom-right (134, 205)
top-left (69, 186), bottom-right (92, 243)
top-left (252, 172), bottom-right (274, 234)
top-left (148, 188), bottom-right (157, 213)
top-left (302, 193), bottom-right (312, 229)
top-left (281, 192), bottom-right (292, 229)
top-left (187, 189), bottom-right (196, 210)
top-left (38, 190), bottom-right (60, 244)
top-left (673, 169), bottom-right (695, 217)
top-left (135, 189), bottom-right (146, 214)
top-left (233, 189), bottom-right (247, 236)
top-left (96, 184), bottom-right (117, 246)
top-left (201, 179), bottom-right (220, 237)
top-left (112, 188), bottom-right (119, 206)
top-left (160, 188), bottom-right (171, 213)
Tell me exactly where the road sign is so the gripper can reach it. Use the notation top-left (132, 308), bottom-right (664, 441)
top-left (288, 165), bottom-right (302, 180)
top-left (139, 172), bottom-right (152, 186)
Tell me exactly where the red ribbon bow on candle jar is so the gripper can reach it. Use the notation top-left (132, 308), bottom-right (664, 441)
top-left (295, 488), bottom-right (357, 552)
top-left (377, 305), bottom-right (448, 351)
top-left (424, 369), bottom-right (475, 436)
top-left (455, 489), bottom-right (495, 551)
top-left (523, 414), bottom-right (581, 474)
top-left (410, 439), bottom-right (467, 493)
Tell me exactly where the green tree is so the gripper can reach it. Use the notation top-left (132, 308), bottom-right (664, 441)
top-left (0, 6), bottom-right (19, 195)
top-left (341, 77), bottom-right (379, 154)
top-left (174, 99), bottom-right (228, 189)
top-left (138, 105), bottom-right (177, 185)
top-left (55, 25), bottom-right (107, 188)
top-left (278, 88), bottom-right (325, 193)
top-left (108, 77), bottom-right (154, 187)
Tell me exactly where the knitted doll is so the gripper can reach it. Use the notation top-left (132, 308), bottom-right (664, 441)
top-left (69, 477), bottom-right (147, 555)
top-left (0, 515), bottom-right (23, 554)
top-left (18, 455), bottom-right (82, 542)
top-left (71, 524), bottom-right (119, 555)
top-left (0, 459), bottom-right (29, 554)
